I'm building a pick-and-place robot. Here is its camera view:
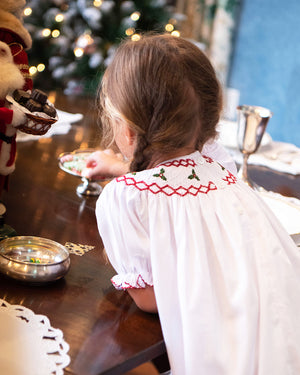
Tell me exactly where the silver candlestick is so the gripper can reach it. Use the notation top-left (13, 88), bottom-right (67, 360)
top-left (237, 105), bottom-right (272, 188)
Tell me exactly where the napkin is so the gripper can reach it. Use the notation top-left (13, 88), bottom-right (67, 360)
top-left (258, 190), bottom-right (300, 235)
top-left (218, 120), bottom-right (300, 175)
top-left (16, 109), bottom-right (83, 142)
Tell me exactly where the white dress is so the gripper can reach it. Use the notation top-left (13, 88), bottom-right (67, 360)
top-left (96, 149), bottom-right (300, 375)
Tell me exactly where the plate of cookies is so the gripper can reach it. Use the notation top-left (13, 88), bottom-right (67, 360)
top-left (58, 149), bottom-right (105, 196)
top-left (7, 88), bottom-right (58, 136)
top-left (58, 149), bottom-right (95, 178)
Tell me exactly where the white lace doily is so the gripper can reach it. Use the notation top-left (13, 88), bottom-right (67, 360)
top-left (0, 299), bottom-right (70, 375)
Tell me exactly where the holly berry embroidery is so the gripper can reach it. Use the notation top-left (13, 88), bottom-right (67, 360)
top-left (153, 168), bottom-right (167, 181)
top-left (217, 162), bottom-right (225, 171)
top-left (188, 169), bottom-right (200, 181)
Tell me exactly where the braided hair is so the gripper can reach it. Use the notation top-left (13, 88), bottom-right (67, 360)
top-left (99, 34), bottom-right (222, 172)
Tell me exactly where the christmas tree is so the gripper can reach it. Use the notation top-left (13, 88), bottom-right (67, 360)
top-left (24, 0), bottom-right (178, 95)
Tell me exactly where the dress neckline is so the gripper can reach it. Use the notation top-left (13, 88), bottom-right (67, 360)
top-left (153, 150), bottom-right (201, 169)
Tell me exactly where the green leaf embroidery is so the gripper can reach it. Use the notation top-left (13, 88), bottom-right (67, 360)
top-left (188, 169), bottom-right (200, 181)
top-left (153, 168), bottom-right (167, 181)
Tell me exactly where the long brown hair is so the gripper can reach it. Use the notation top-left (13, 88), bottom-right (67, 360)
top-left (99, 34), bottom-right (222, 172)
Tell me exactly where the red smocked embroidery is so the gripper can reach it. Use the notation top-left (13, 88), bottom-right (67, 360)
top-left (222, 171), bottom-right (237, 185)
top-left (223, 171), bottom-right (237, 185)
top-left (202, 155), bottom-right (213, 163)
top-left (116, 175), bottom-right (218, 196)
top-left (111, 274), bottom-right (153, 289)
top-left (157, 158), bottom-right (196, 168)
top-left (117, 155), bottom-right (237, 196)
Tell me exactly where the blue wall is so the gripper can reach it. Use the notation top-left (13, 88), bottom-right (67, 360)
top-left (229, 0), bottom-right (300, 147)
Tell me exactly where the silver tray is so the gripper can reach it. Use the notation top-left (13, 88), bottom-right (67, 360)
top-left (0, 236), bottom-right (70, 283)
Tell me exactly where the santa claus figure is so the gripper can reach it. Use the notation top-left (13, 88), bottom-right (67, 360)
top-left (0, 1), bottom-right (56, 196)
top-left (0, 0), bottom-right (32, 92)
top-left (0, 41), bottom-right (27, 193)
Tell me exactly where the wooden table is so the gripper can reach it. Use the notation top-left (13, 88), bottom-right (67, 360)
top-left (0, 92), bottom-right (299, 374)
top-left (0, 92), bottom-right (167, 375)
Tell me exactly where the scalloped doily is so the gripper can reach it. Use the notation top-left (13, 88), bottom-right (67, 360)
top-left (64, 242), bottom-right (95, 256)
top-left (0, 299), bottom-right (70, 375)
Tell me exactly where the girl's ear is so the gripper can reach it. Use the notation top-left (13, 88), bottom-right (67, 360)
top-left (124, 123), bottom-right (136, 146)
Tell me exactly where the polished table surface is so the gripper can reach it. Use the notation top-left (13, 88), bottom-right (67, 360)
top-left (1, 92), bottom-right (300, 374)
top-left (0, 92), bottom-right (167, 375)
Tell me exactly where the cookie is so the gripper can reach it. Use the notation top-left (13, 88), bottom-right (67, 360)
top-left (25, 99), bottom-right (43, 112)
top-left (13, 89), bottom-right (30, 105)
top-left (43, 103), bottom-right (57, 118)
top-left (31, 89), bottom-right (48, 105)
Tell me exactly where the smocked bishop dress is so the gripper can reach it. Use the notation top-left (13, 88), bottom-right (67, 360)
top-left (96, 150), bottom-right (300, 375)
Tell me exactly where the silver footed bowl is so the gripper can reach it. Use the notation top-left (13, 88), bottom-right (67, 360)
top-left (58, 149), bottom-right (104, 196)
top-left (0, 236), bottom-right (70, 283)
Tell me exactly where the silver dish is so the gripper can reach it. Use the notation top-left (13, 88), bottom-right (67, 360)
top-left (0, 236), bottom-right (70, 283)
top-left (58, 149), bottom-right (104, 196)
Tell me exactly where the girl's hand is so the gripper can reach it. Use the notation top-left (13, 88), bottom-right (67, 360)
top-left (82, 149), bottom-right (129, 180)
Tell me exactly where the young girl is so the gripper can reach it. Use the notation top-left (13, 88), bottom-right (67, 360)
top-left (95, 34), bottom-right (300, 375)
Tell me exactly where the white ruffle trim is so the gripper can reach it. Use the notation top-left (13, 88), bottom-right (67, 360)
top-left (111, 273), bottom-right (153, 290)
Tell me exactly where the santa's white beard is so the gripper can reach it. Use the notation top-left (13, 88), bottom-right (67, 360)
top-left (0, 62), bottom-right (25, 98)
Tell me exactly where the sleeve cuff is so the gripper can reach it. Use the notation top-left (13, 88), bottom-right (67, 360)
top-left (111, 273), bottom-right (153, 290)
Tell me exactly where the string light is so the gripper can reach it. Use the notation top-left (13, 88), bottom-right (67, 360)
top-left (171, 30), bottom-right (180, 37)
top-left (93, 0), bottom-right (102, 6)
top-left (23, 7), bottom-right (32, 16)
top-left (165, 23), bottom-right (174, 32)
top-left (37, 64), bottom-right (45, 72)
top-left (52, 29), bottom-right (60, 38)
top-left (130, 11), bottom-right (140, 21)
top-left (74, 47), bottom-right (84, 57)
top-left (42, 28), bottom-right (51, 37)
top-left (125, 28), bottom-right (135, 36)
top-left (168, 18), bottom-right (177, 25)
top-left (29, 66), bottom-right (37, 75)
top-left (131, 34), bottom-right (141, 42)
top-left (55, 14), bottom-right (64, 22)
top-left (76, 33), bottom-right (94, 48)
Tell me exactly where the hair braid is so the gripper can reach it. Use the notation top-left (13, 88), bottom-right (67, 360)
top-left (130, 134), bottom-right (152, 172)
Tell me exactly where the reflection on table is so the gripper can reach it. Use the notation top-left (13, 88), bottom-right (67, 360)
top-left (1, 92), bottom-right (167, 375)
top-left (1, 92), bottom-right (299, 374)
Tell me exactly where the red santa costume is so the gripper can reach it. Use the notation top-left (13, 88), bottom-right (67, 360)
top-left (0, 42), bottom-right (26, 193)
top-left (0, 0), bottom-right (32, 193)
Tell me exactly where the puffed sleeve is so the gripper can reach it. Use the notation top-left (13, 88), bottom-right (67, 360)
top-left (96, 179), bottom-right (153, 290)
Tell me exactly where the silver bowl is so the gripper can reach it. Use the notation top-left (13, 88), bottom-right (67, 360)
top-left (58, 149), bottom-right (104, 196)
top-left (0, 236), bottom-right (70, 283)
